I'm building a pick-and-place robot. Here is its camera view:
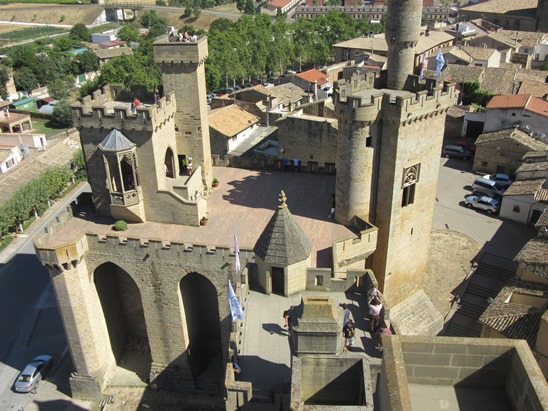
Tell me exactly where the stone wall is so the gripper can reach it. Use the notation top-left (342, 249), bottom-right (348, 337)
top-left (473, 140), bottom-right (532, 175)
top-left (332, 219), bottom-right (378, 277)
top-left (276, 113), bottom-right (338, 169)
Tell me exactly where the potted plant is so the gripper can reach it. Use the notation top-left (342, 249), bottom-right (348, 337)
top-left (212, 178), bottom-right (219, 188)
top-left (200, 216), bottom-right (209, 226)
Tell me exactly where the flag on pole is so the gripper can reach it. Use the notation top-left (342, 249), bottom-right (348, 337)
top-left (420, 53), bottom-right (427, 80)
top-left (228, 280), bottom-right (244, 321)
top-left (234, 233), bottom-right (241, 275)
top-left (435, 50), bottom-right (445, 77)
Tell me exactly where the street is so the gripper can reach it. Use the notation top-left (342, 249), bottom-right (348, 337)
top-left (0, 184), bottom-right (91, 411)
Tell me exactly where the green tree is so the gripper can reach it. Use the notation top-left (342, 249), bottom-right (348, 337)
top-left (462, 80), bottom-right (494, 107)
top-left (77, 50), bottom-right (100, 73)
top-left (78, 77), bottom-right (100, 98)
top-left (47, 75), bottom-right (74, 100)
top-left (52, 100), bottom-right (73, 127)
top-left (244, 0), bottom-right (255, 15)
top-left (193, 7), bottom-right (201, 18)
top-left (53, 36), bottom-right (79, 52)
top-left (141, 10), bottom-right (167, 38)
top-left (69, 23), bottom-right (91, 42)
top-left (13, 66), bottom-right (38, 93)
top-left (118, 24), bottom-right (141, 43)
top-left (0, 66), bottom-right (9, 100)
top-left (236, 0), bottom-right (245, 12)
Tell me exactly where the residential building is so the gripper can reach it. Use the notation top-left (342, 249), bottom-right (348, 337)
top-left (473, 128), bottom-right (548, 175)
top-left (94, 46), bottom-right (133, 66)
top-left (484, 94), bottom-right (548, 136)
top-left (208, 105), bottom-right (260, 158)
top-left (0, 145), bottom-right (22, 173)
top-left (459, 0), bottom-right (547, 32)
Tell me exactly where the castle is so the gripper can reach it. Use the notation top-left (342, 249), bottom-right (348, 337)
top-left (34, 0), bottom-right (456, 404)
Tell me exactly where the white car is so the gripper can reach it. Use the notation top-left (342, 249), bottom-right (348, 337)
top-left (464, 195), bottom-right (500, 215)
top-left (13, 355), bottom-right (53, 393)
top-left (483, 173), bottom-right (512, 188)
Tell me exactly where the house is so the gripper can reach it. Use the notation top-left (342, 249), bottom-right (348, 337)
top-left (517, 150), bottom-right (548, 181)
top-left (518, 80), bottom-right (548, 99)
top-left (484, 94), bottom-right (548, 137)
top-left (332, 29), bottom-right (455, 71)
top-left (292, 69), bottom-right (329, 92)
top-left (0, 145), bottom-right (22, 173)
top-left (468, 30), bottom-right (548, 62)
top-left (94, 46), bottom-right (133, 66)
top-left (0, 133), bottom-right (46, 151)
top-left (264, 0), bottom-right (300, 14)
top-left (437, 45), bottom-right (501, 69)
top-left (91, 30), bottom-right (118, 44)
top-left (499, 178), bottom-right (548, 225)
top-left (473, 128), bottom-right (548, 175)
top-left (208, 105), bottom-right (260, 158)
top-left (459, 0), bottom-right (546, 32)
top-left (0, 111), bottom-right (33, 134)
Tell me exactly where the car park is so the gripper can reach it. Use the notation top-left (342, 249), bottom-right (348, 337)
top-left (483, 173), bottom-right (512, 188)
top-left (443, 145), bottom-right (472, 160)
top-left (464, 194), bottom-right (500, 215)
top-left (472, 177), bottom-right (506, 197)
top-left (13, 355), bottom-right (53, 393)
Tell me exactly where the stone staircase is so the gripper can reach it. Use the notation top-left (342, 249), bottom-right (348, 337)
top-left (443, 254), bottom-right (515, 338)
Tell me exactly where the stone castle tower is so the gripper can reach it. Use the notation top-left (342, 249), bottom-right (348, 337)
top-left (154, 37), bottom-right (213, 189)
top-left (334, 0), bottom-right (455, 306)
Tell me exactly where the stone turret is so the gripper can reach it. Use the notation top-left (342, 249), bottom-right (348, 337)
top-left (385, 0), bottom-right (423, 90)
top-left (254, 191), bottom-right (312, 296)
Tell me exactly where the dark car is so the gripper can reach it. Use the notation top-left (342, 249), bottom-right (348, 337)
top-left (443, 145), bottom-right (472, 160)
top-left (455, 141), bottom-right (476, 153)
top-left (13, 355), bottom-right (53, 393)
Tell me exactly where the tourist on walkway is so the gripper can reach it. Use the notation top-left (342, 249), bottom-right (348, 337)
top-left (283, 306), bottom-right (294, 331)
top-left (376, 325), bottom-right (392, 352)
top-left (342, 303), bottom-right (351, 325)
top-left (368, 297), bottom-right (382, 332)
top-left (342, 319), bottom-right (355, 352)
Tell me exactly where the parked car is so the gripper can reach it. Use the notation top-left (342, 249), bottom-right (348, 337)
top-left (483, 173), bottom-right (512, 188)
top-left (443, 145), bottom-right (472, 160)
top-left (13, 355), bottom-right (53, 393)
top-left (455, 141), bottom-right (476, 153)
top-left (472, 177), bottom-right (506, 197)
top-left (464, 194), bottom-right (500, 215)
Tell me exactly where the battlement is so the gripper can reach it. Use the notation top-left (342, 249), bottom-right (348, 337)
top-left (335, 73), bottom-right (455, 123)
top-left (153, 35), bottom-right (208, 65)
top-left (72, 91), bottom-right (176, 132)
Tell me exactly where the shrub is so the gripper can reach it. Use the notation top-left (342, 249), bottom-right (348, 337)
top-left (113, 220), bottom-right (128, 231)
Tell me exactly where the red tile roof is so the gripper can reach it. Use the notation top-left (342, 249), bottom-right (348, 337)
top-left (486, 94), bottom-right (548, 117)
top-left (268, 0), bottom-right (291, 7)
top-left (296, 69), bottom-right (329, 87)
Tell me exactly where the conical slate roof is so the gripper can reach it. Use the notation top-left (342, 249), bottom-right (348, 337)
top-left (98, 129), bottom-right (135, 152)
top-left (253, 191), bottom-right (312, 265)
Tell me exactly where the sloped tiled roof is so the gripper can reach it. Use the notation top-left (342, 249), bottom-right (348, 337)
top-left (475, 128), bottom-right (548, 151)
top-left (95, 46), bottom-right (133, 60)
top-left (480, 68), bottom-right (517, 95)
top-left (458, 45), bottom-right (498, 61)
top-left (536, 209), bottom-right (548, 228)
top-left (253, 191), bottom-right (312, 265)
top-left (503, 178), bottom-right (545, 196)
top-left (478, 283), bottom-right (547, 346)
top-left (98, 129), bottom-right (135, 152)
top-left (522, 150), bottom-right (548, 162)
top-left (516, 160), bottom-right (548, 173)
top-left (515, 238), bottom-right (548, 265)
top-left (269, 83), bottom-right (306, 105)
top-left (487, 94), bottom-right (548, 118)
top-left (296, 69), bottom-right (329, 87)
top-left (518, 80), bottom-right (548, 99)
top-left (440, 64), bottom-right (484, 84)
top-left (461, 0), bottom-right (538, 16)
top-left (209, 105), bottom-right (260, 138)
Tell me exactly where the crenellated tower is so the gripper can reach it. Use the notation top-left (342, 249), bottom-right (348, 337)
top-left (153, 36), bottom-right (213, 190)
top-left (334, 0), bottom-right (455, 307)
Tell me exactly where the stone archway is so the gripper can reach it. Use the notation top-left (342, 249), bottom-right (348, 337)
top-left (94, 262), bottom-right (151, 381)
top-left (179, 273), bottom-right (223, 386)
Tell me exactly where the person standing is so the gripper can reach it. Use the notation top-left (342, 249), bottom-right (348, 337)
top-left (368, 297), bottom-right (382, 332)
top-left (283, 306), bottom-right (294, 332)
top-left (376, 326), bottom-right (392, 352)
top-left (342, 303), bottom-right (351, 325)
top-left (342, 320), bottom-right (355, 352)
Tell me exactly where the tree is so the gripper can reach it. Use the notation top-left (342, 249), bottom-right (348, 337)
top-left (47, 75), bottom-right (74, 100)
top-left (193, 7), bottom-right (201, 18)
top-left (53, 36), bottom-right (79, 52)
top-left (244, 0), bottom-right (255, 15)
top-left (77, 50), bottom-right (100, 73)
top-left (118, 24), bottom-right (141, 43)
top-left (13, 66), bottom-right (38, 93)
top-left (70, 23), bottom-right (91, 42)
top-left (52, 100), bottom-right (73, 127)
top-left (140, 10), bottom-right (167, 38)
top-left (236, 0), bottom-right (245, 12)
top-left (0, 66), bottom-right (9, 100)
